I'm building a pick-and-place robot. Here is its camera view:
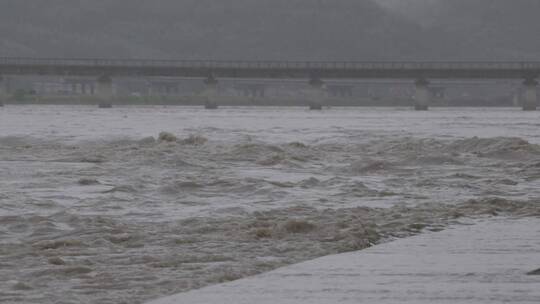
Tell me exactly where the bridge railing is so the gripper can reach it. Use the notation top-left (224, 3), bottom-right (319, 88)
top-left (1, 57), bottom-right (540, 70)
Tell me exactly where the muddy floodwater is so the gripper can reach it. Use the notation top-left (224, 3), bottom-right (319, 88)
top-left (1, 106), bottom-right (540, 304)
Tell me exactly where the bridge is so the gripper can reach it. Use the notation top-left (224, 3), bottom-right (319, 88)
top-left (1, 58), bottom-right (539, 110)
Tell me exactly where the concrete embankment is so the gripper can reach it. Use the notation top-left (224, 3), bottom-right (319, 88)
top-left (148, 218), bottom-right (540, 304)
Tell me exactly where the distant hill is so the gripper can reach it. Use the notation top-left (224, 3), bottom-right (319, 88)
top-left (379, 0), bottom-right (540, 60)
top-left (0, 0), bottom-right (455, 60)
top-left (0, 0), bottom-right (538, 60)
top-left (431, 0), bottom-right (540, 60)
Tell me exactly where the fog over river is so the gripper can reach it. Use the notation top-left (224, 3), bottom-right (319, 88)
top-left (1, 106), bottom-right (540, 303)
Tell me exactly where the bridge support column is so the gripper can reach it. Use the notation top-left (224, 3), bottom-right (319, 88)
top-left (203, 76), bottom-right (219, 109)
top-left (97, 75), bottom-right (114, 108)
top-left (523, 78), bottom-right (538, 111)
top-left (308, 78), bottom-right (326, 110)
top-left (0, 76), bottom-right (6, 107)
top-left (414, 78), bottom-right (430, 111)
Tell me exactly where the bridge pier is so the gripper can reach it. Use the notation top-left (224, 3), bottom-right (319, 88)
top-left (203, 76), bottom-right (219, 109)
top-left (97, 75), bottom-right (114, 108)
top-left (414, 78), bottom-right (430, 111)
top-left (308, 78), bottom-right (326, 110)
top-left (522, 78), bottom-right (538, 111)
top-left (0, 76), bottom-right (5, 106)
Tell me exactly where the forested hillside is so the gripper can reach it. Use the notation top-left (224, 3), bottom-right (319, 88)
top-left (430, 0), bottom-right (540, 59)
top-left (0, 0), bottom-right (538, 60)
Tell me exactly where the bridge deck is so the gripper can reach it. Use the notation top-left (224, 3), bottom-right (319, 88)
top-left (1, 58), bottom-right (540, 79)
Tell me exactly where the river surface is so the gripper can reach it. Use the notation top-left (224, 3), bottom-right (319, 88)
top-left (0, 106), bottom-right (539, 303)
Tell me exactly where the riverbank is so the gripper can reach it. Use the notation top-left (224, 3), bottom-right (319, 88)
top-left (0, 95), bottom-right (514, 107)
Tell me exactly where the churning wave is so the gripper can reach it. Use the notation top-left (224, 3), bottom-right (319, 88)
top-left (1, 133), bottom-right (540, 303)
